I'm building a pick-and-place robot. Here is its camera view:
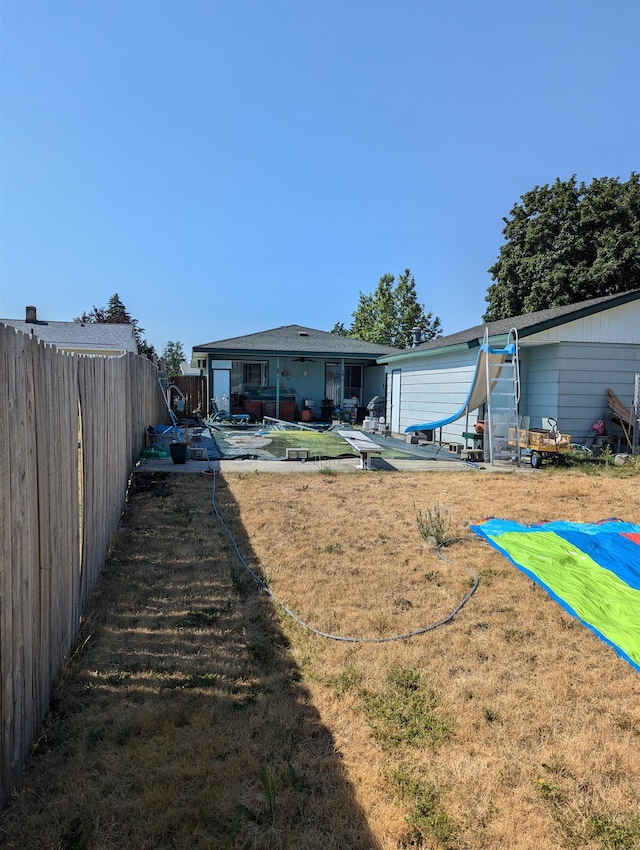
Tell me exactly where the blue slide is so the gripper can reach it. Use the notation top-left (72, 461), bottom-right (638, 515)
top-left (404, 340), bottom-right (516, 434)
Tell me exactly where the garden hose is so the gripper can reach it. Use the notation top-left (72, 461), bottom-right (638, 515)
top-left (209, 470), bottom-right (479, 644)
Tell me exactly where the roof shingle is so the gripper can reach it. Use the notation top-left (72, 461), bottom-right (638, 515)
top-left (392, 288), bottom-right (640, 355)
top-left (0, 318), bottom-right (138, 352)
top-left (193, 324), bottom-right (402, 358)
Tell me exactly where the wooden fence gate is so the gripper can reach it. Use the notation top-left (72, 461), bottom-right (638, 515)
top-left (173, 375), bottom-right (207, 418)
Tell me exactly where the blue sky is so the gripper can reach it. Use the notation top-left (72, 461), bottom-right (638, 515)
top-left (1, 0), bottom-right (638, 358)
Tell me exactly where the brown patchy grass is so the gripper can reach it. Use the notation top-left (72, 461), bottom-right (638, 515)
top-left (1, 467), bottom-right (640, 849)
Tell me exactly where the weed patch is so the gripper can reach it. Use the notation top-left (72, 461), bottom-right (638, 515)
top-left (390, 766), bottom-right (459, 849)
top-left (586, 809), bottom-right (640, 850)
top-left (360, 666), bottom-right (454, 749)
top-left (416, 502), bottom-right (453, 545)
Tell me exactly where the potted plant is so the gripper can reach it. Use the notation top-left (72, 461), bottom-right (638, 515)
top-left (169, 428), bottom-right (189, 464)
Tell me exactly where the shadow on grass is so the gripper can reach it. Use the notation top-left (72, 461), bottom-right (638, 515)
top-left (0, 471), bottom-right (380, 850)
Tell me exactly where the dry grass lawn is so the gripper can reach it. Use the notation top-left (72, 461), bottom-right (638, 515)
top-left (1, 465), bottom-right (639, 849)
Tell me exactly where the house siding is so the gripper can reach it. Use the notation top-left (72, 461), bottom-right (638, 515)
top-left (518, 345), bottom-right (560, 431)
top-left (390, 348), bottom-right (481, 441)
top-left (557, 342), bottom-right (640, 441)
top-left (388, 324), bottom-right (640, 447)
top-left (525, 300), bottom-right (640, 344)
top-left (519, 342), bottom-right (640, 442)
top-left (363, 365), bottom-right (387, 408)
top-left (382, 292), bottom-right (640, 451)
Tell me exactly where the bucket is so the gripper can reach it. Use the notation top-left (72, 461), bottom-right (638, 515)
top-left (169, 442), bottom-right (188, 464)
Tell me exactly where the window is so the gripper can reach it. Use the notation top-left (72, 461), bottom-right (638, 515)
top-left (325, 363), bottom-right (363, 406)
top-left (231, 361), bottom-right (268, 392)
top-left (344, 364), bottom-right (363, 404)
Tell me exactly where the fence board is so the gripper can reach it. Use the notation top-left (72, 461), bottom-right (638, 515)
top-left (9, 328), bottom-right (28, 779)
top-left (35, 343), bottom-right (53, 710)
top-left (22, 331), bottom-right (39, 760)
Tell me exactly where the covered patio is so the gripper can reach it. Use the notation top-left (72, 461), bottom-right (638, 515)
top-left (191, 324), bottom-right (402, 424)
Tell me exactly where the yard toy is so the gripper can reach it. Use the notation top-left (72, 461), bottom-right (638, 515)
top-left (507, 416), bottom-right (571, 468)
top-left (405, 328), bottom-right (520, 465)
top-left (471, 518), bottom-right (640, 672)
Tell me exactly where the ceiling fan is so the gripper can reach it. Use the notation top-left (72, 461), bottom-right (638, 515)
top-left (292, 357), bottom-right (316, 362)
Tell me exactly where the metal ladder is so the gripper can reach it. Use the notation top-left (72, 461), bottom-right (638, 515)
top-left (486, 328), bottom-right (521, 465)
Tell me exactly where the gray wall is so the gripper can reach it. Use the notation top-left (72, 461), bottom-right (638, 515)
top-left (388, 348), bottom-right (480, 442)
top-left (520, 342), bottom-right (640, 443)
top-left (387, 339), bottom-right (640, 446)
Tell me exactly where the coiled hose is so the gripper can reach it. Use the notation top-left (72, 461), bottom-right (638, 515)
top-left (209, 469), bottom-right (479, 644)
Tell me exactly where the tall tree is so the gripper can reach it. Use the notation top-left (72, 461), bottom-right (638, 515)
top-left (332, 269), bottom-right (442, 348)
top-left (484, 173), bottom-right (640, 321)
top-left (75, 293), bottom-right (156, 359)
top-left (161, 341), bottom-right (186, 376)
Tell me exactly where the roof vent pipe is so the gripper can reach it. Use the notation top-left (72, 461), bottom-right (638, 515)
top-left (411, 327), bottom-right (422, 347)
top-left (26, 305), bottom-right (37, 323)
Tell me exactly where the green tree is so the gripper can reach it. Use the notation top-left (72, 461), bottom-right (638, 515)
top-left (484, 173), bottom-right (640, 321)
top-left (161, 340), bottom-right (186, 376)
top-left (75, 293), bottom-right (156, 359)
top-left (332, 269), bottom-right (442, 348)
top-left (330, 321), bottom-right (349, 336)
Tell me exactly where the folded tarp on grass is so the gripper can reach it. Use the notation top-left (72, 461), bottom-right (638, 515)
top-left (471, 518), bottom-right (640, 673)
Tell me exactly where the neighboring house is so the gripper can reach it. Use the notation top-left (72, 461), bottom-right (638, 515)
top-left (0, 305), bottom-right (138, 356)
top-left (191, 325), bottom-right (401, 421)
top-left (379, 289), bottom-right (640, 445)
top-left (179, 360), bottom-right (203, 376)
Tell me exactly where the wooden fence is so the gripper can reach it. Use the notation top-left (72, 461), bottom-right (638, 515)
top-left (0, 324), bottom-right (167, 806)
top-left (172, 374), bottom-right (207, 418)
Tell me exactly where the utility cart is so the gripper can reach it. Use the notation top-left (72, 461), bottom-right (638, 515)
top-left (508, 419), bottom-right (571, 469)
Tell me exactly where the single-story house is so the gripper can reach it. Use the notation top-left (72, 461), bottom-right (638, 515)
top-left (179, 360), bottom-right (202, 376)
top-left (378, 288), bottom-right (640, 446)
top-left (0, 306), bottom-right (138, 356)
top-left (191, 325), bottom-right (401, 421)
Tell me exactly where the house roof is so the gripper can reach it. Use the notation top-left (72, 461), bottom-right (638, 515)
top-left (193, 324), bottom-right (402, 359)
top-left (383, 288), bottom-right (640, 359)
top-left (0, 316), bottom-right (138, 353)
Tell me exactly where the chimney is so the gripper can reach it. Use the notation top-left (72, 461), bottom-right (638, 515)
top-left (411, 327), bottom-right (422, 347)
top-left (26, 305), bottom-right (37, 323)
